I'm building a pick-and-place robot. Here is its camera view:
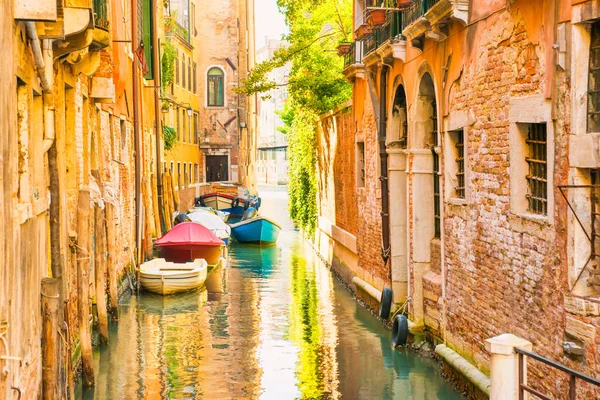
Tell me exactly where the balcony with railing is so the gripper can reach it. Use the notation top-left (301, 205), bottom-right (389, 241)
top-left (93, 0), bottom-right (110, 31)
top-left (89, 0), bottom-right (110, 50)
top-left (342, 41), bottom-right (366, 82)
top-left (362, 10), bottom-right (407, 64)
top-left (401, 0), bottom-right (469, 48)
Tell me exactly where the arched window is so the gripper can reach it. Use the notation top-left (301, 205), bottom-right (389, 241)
top-left (207, 67), bottom-right (224, 106)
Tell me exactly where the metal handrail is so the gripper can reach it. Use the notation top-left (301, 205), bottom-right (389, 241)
top-left (516, 347), bottom-right (600, 400)
top-left (362, 10), bottom-right (404, 57)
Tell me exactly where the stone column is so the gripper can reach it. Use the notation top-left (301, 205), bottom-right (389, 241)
top-left (409, 149), bottom-right (434, 324)
top-left (485, 333), bottom-right (533, 400)
top-left (387, 148), bottom-right (408, 304)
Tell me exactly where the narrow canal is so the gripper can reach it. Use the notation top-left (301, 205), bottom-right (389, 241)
top-left (77, 186), bottom-right (464, 399)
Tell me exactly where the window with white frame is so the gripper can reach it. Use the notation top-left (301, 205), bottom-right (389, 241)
top-left (207, 67), bottom-right (224, 106)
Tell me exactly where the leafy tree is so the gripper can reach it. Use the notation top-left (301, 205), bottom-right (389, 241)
top-left (163, 126), bottom-right (177, 151)
top-left (239, 0), bottom-right (352, 236)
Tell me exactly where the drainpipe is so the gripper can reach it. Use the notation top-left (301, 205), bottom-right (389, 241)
top-left (25, 23), bottom-right (50, 92)
top-left (131, 0), bottom-right (142, 264)
top-left (41, 39), bottom-right (55, 154)
top-left (379, 65), bottom-right (390, 265)
top-left (151, 0), bottom-right (164, 233)
top-left (24, 23), bottom-right (55, 154)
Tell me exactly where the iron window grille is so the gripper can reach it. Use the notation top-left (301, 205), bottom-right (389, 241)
top-left (588, 22), bottom-right (600, 133)
top-left (525, 123), bottom-right (547, 215)
top-left (432, 114), bottom-right (440, 238)
top-left (455, 130), bottom-right (465, 199)
top-left (592, 171), bottom-right (600, 273)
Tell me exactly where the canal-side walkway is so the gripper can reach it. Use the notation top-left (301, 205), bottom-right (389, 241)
top-left (77, 186), bottom-right (464, 399)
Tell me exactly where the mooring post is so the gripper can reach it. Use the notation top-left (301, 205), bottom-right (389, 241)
top-left (94, 205), bottom-right (109, 343)
top-left (77, 189), bottom-right (95, 386)
top-left (41, 277), bottom-right (59, 399)
top-left (485, 333), bottom-right (532, 400)
top-left (105, 202), bottom-right (118, 320)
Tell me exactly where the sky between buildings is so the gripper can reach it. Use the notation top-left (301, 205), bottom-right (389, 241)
top-left (255, 0), bottom-right (287, 50)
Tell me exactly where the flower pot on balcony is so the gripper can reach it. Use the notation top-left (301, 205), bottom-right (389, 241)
top-left (396, 0), bottom-right (413, 8)
top-left (367, 9), bottom-right (387, 27)
top-left (337, 42), bottom-right (351, 56)
top-left (354, 24), bottom-right (372, 40)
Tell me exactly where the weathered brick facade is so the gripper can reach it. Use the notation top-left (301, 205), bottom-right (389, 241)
top-left (315, 0), bottom-right (600, 397)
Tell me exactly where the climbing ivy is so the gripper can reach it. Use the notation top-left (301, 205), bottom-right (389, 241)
top-left (163, 126), bottom-right (177, 151)
top-left (238, 0), bottom-right (352, 236)
top-left (161, 41), bottom-right (176, 88)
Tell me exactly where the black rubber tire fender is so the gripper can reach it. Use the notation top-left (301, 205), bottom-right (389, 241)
top-left (199, 196), bottom-right (206, 207)
top-left (392, 314), bottom-right (409, 347)
top-left (231, 197), bottom-right (240, 209)
top-left (379, 287), bottom-right (393, 319)
top-left (255, 197), bottom-right (262, 209)
top-left (243, 198), bottom-right (250, 210)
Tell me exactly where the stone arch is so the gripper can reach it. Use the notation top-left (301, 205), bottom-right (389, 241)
top-left (388, 82), bottom-right (408, 148)
top-left (386, 80), bottom-right (409, 305)
top-left (413, 72), bottom-right (437, 149)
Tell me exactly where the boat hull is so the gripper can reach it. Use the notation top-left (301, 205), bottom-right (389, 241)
top-left (198, 193), bottom-right (246, 216)
top-left (230, 216), bottom-right (281, 244)
top-left (140, 259), bottom-right (208, 295)
top-left (158, 245), bottom-right (224, 266)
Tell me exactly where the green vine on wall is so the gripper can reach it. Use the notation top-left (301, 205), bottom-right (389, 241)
top-left (161, 41), bottom-right (176, 88)
top-left (163, 126), bottom-right (177, 151)
top-left (238, 0), bottom-right (351, 237)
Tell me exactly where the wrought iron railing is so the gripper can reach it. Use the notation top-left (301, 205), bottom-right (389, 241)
top-left (93, 0), bottom-right (109, 31)
top-left (401, 0), bottom-right (441, 29)
top-left (171, 21), bottom-right (190, 42)
top-left (344, 41), bottom-right (364, 69)
top-left (363, 11), bottom-right (404, 57)
top-left (515, 347), bottom-right (600, 400)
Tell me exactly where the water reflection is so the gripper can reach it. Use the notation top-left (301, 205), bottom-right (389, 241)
top-left (77, 187), bottom-right (463, 400)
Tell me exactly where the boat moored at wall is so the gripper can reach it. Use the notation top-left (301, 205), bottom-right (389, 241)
top-left (230, 215), bottom-right (281, 244)
top-left (139, 258), bottom-right (208, 295)
top-left (155, 222), bottom-right (226, 266)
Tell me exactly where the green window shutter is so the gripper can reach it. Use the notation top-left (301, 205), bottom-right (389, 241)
top-left (142, 0), bottom-right (153, 79)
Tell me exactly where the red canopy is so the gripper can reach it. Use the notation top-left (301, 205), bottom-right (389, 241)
top-left (155, 222), bottom-right (224, 247)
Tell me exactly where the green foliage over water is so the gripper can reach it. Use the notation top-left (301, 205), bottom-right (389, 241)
top-left (239, 0), bottom-right (352, 236)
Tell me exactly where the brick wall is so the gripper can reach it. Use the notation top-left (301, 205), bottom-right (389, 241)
top-left (356, 85), bottom-right (386, 286)
top-left (317, 105), bottom-right (358, 234)
top-left (334, 111), bottom-right (358, 235)
top-left (443, 10), bottom-right (569, 395)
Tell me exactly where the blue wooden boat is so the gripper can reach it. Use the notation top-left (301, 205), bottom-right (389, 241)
top-left (230, 216), bottom-right (281, 244)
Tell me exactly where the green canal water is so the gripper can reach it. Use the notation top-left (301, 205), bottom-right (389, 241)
top-left (77, 187), bottom-right (464, 399)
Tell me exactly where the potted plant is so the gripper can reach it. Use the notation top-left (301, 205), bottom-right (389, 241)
top-left (367, 8), bottom-right (387, 27)
top-left (354, 24), bottom-right (372, 39)
top-left (337, 41), bottom-right (352, 56)
top-left (396, 0), bottom-right (413, 8)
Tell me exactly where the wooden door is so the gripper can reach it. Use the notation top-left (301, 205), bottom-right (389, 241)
top-left (206, 155), bottom-right (228, 182)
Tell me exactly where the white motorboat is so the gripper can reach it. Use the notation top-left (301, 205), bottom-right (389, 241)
top-left (187, 211), bottom-right (232, 244)
top-left (139, 258), bottom-right (208, 295)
